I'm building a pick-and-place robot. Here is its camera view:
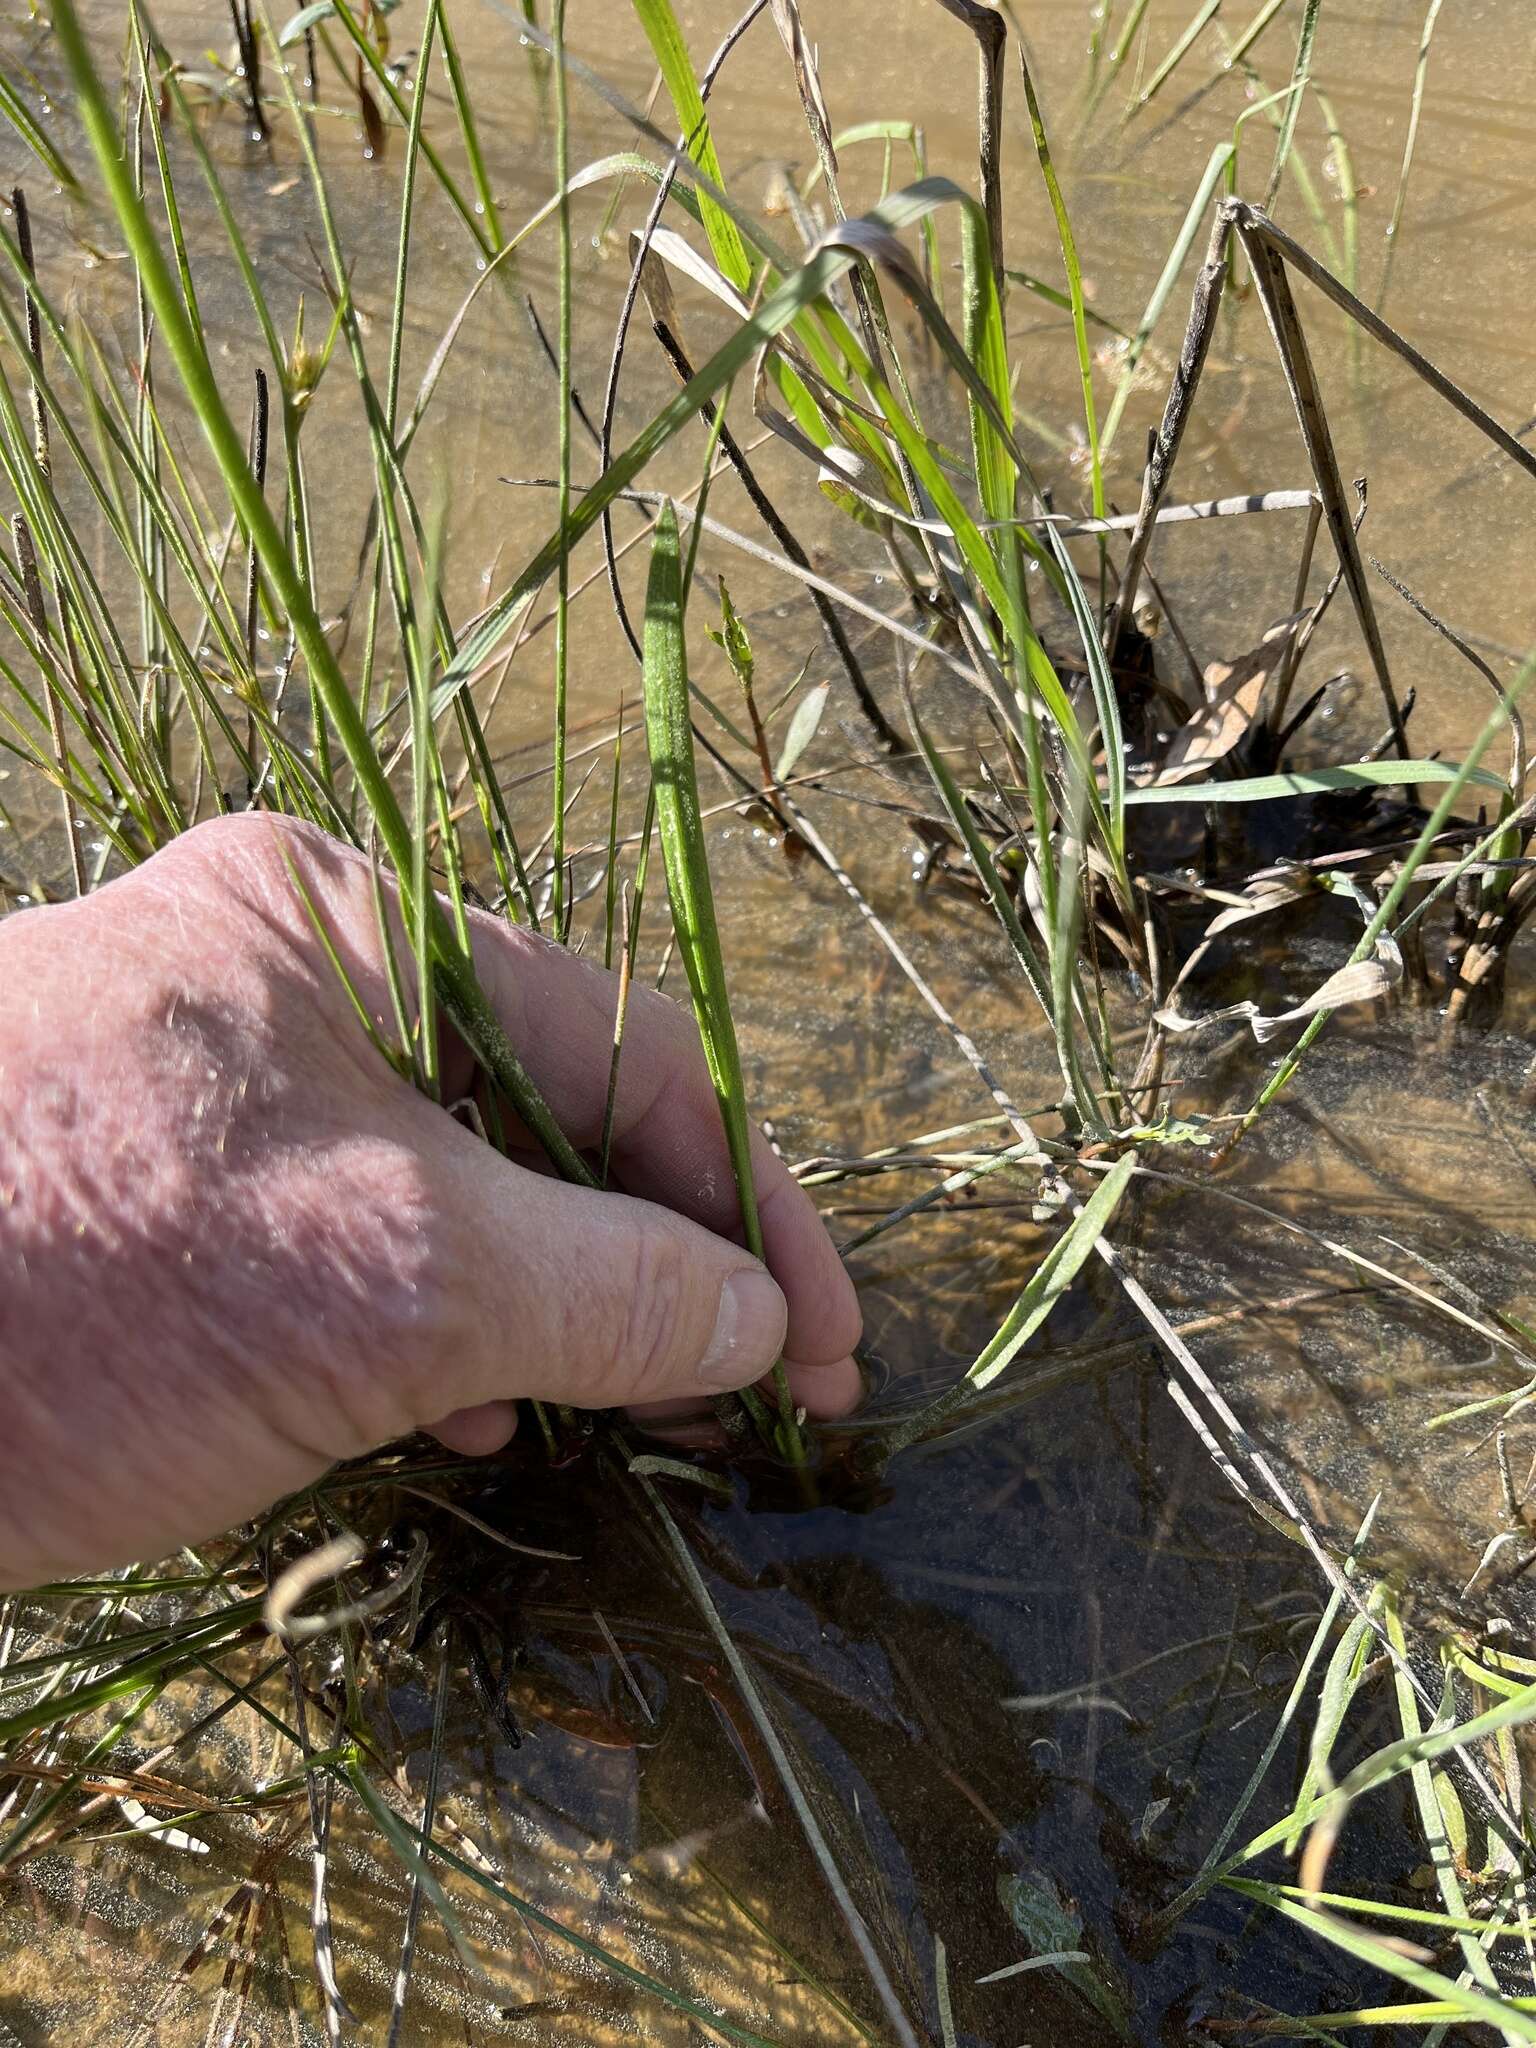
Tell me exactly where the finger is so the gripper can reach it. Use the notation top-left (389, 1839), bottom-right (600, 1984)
top-left (785, 1349), bottom-right (862, 1417)
top-left (406, 1105), bottom-right (791, 1416)
top-left (628, 1333), bottom-right (861, 1441)
top-left (429, 1402), bottom-right (519, 1456)
top-left (456, 909), bottom-right (862, 1372)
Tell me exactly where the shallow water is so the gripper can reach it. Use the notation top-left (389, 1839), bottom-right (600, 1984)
top-left (3, 2), bottom-right (1536, 2042)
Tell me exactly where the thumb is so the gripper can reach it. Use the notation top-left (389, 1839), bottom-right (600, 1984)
top-left (416, 1112), bottom-right (790, 1424)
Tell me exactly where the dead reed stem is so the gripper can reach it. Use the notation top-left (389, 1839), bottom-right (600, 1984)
top-left (1233, 213), bottom-right (1409, 758)
top-left (1107, 209), bottom-right (1231, 657)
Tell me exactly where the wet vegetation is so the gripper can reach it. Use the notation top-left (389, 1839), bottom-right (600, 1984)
top-left (2, 0), bottom-right (1536, 2040)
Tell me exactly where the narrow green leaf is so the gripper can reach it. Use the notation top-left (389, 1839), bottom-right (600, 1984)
top-left (0, 69), bottom-right (79, 192)
top-left (1100, 143), bottom-right (1233, 461)
top-left (1263, 0), bottom-right (1324, 211)
top-left (433, 178), bottom-right (1024, 714)
top-left (1006, 269), bottom-right (1133, 338)
top-left (1150, 1498), bottom-right (1381, 1938)
top-left (1048, 526), bottom-right (1125, 857)
top-left (879, 1153), bottom-right (1136, 1459)
top-left (1123, 759), bottom-right (1508, 806)
top-left (1283, 1607), bottom-right (1372, 1852)
top-left (1220, 1879), bottom-right (1536, 2040)
top-left (1382, 1596), bottom-right (1503, 1997)
top-left (51, 0), bottom-right (590, 1187)
top-left (1019, 60), bottom-right (1101, 520)
top-left (640, 504), bottom-right (798, 1454)
top-left (958, 181), bottom-right (1015, 528)
top-left (1135, 0), bottom-right (1223, 107)
top-left (631, 0), bottom-right (752, 290)
top-left (904, 691), bottom-right (1091, 1113)
top-left (1236, 1662), bottom-right (1536, 1870)
top-left (1384, 0), bottom-right (1446, 255)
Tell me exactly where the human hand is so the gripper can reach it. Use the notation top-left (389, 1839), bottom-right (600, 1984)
top-left (0, 814), bottom-right (862, 1587)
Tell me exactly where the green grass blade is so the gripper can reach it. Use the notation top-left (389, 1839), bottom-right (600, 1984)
top-left (1018, 48), bottom-right (1102, 519)
top-left (1378, 0), bottom-right (1444, 310)
top-left (406, 566), bottom-right (442, 1102)
top-left (631, 0), bottom-right (753, 291)
top-left (1231, 1659), bottom-right (1536, 1874)
top-left (436, 1), bottom-right (507, 252)
top-left (0, 1603), bottom-right (262, 1743)
top-left (1006, 269), bottom-right (1132, 339)
top-left (1134, 0), bottom-right (1223, 109)
top-left (1082, 0), bottom-right (1152, 125)
top-left (275, 840), bottom-right (409, 1078)
top-left (1219, 1880), bottom-right (1536, 2040)
top-left (0, 1680), bottom-right (165, 1865)
top-left (130, 3), bottom-right (203, 348)
top-left (0, 68), bottom-right (78, 192)
top-left (136, 27), bottom-right (285, 376)
top-left (1282, 1605), bottom-right (1372, 1854)
top-left (1100, 143), bottom-right (1233, 462)
top-left (550, 0), bottom-right (574, 936)
top-left (1151, 1497), bottom-right (1382, 1937)
top-left (957, 156), bottom-right (1015, 529)
top-left (1382, 1594), bottom-right (1502, 1999)
top-left (878, 1153), bottom-right (1137, 1459)
top-left (1226, 0), bottom-right (1290, 68)
top-left (433, 177), bottom-right (1007, 710)
top-left (904, 687), bottom-right (1096, 1120)
top-left (324, 1), bottom-right (500, 267)
top-left (640, 503), bottom-right (798, 1455)
top-left (1263, 0), bottom-right (1323, 212)
top-left (1124, 759), bottom-right (1509, 806)
top-left (1315, 88), bottom-right (1357, 298)
top-left (1259, 1886), bottom-right (1536, 1942)
top-left (1048, 526), bottom-right (1125, 862)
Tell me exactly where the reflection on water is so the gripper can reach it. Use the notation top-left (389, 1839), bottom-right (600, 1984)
top-left (3, 0), bottom-right (1536, 2040)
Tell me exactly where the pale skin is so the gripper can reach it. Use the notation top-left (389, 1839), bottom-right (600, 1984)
top-left (0, 813), bottom-right (863, 1590)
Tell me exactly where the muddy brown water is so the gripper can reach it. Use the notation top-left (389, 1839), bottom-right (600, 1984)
top-left (2, 1), bottom-right (1536, 2041)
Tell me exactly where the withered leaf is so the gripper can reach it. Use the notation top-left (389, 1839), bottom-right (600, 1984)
top-left (1150, 609), bottom-right (1310, 786)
